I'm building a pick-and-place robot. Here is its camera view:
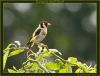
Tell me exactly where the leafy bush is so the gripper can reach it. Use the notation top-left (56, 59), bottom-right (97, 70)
top-left (3, 41), bottom-right (96, 73)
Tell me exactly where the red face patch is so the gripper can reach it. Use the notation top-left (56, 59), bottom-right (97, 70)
top-left (44, 21), bottom-right (48, 27)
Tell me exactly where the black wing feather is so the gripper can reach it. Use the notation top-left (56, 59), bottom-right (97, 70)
top-left (35, 29), bottom-right (41, 36)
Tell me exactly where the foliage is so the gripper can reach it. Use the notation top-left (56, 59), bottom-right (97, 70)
top-left (3, 41), bottom-right (96, 73)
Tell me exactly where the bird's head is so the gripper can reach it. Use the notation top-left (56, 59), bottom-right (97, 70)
top-left (40, 21), bottom-right (51, 28)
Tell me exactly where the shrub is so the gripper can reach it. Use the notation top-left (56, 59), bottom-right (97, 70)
top-left (3, 41), bottom-right (96, 73)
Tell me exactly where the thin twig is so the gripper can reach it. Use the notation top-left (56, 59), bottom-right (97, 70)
top-left (36, 61), bottom-right (49, 73)
top-left (51, 52), bottom-right (66, 63)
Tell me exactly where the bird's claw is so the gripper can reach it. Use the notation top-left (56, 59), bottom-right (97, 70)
top-left (38, 43), bottom-right (49, 52)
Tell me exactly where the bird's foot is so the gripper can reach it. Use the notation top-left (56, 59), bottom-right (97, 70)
top-left (37, 43), bottom-right (49, 55)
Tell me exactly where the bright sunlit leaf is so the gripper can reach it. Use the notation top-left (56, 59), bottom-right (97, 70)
top-left (3, 50), bottom-right (9, 70)
top-left (68, 57), bottom-right (78, 64)
top-left (75, 68), bottom-right (83, 73)
top-left (3, 43), bottom-right (15, 53)
top-left (8, 48), bottom-right (24, 57)
top-left (59, 68), bottom-right (67, 73)
top-left (45, 62), bottom-right (60, 70)
top-left (8, 69), bottom-right (17, 73)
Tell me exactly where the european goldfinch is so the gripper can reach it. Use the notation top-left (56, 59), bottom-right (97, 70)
top-left (26, 21), bottom-right (51, 49)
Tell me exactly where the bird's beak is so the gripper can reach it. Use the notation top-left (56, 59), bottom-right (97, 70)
top-left (48, 23), bottom-right (51, 26)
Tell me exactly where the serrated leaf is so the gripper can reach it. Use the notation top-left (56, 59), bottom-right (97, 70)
top-left (45, 62), bottom-right (60, 70)
top-left (3, 50), bottom-right (9, 70)
top-left (8, 48), bottom-right (24, 57)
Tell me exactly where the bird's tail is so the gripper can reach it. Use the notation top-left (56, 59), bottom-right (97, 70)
top-left (26, 41), bottom-right (33, 50)
top-left (26, 36), bottom-right (35, 50)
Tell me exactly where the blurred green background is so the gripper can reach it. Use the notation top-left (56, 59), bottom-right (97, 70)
top-left (3, 3), bottom-right (96, 72)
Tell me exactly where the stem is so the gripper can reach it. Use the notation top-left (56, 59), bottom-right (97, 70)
top-left (36, 61), bottom-right (49, 73)
top-left (51, 52), bottom-right (66, 63)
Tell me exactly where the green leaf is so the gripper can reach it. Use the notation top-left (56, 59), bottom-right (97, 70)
top-left (76, 62), bottom-right (82, 67)
top-left (3, 43), bottom-right (16, 53)
top-left (17, 69), bottom-right (25, 73)
top-left (45, 62), bottom-right (60, 70)
top-left (59, 63), bottom-right (72, 73)
top-left (43, 47), bottom-right (48, 52)
top-left (13, 66), bottom-right (18, 71)
top-left (75, 68), bottom-right (83, 73)
top-left (59, 68), bottom-right (67, 73)
top-left (8, 69), bottom-right (17, 73)
top-left (3, 50), bottom-right (9, 70)
top-left (3, 48), bottom-right (10, 54)
top-left (8, 48), bottom-right (24, 57)
top-left (42, 51), bottom-right (52, 58)
top-left (8, 68), bottom-right (25, 73)
top-left (24, 62), bottom-right (34, 69)
top-left (31, 62), bottom-right (44, 73)
top-left (68, 57), bottom-right (78, 64)
top-left (88, 68), bottom-right (96, 73)
top-left (55, 59), bottom-right (64, 66)
top-left (65, 63), bottom-right (72, 73)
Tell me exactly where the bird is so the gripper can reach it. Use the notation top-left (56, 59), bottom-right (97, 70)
top-left (26, 21), bottom-right (51, 49)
